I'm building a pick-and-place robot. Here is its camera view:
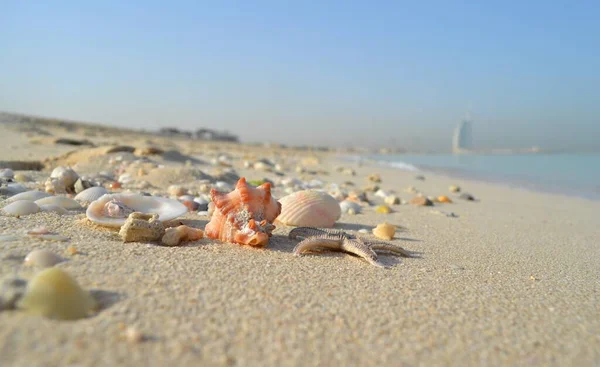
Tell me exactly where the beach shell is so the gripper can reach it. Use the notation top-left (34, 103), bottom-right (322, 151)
top-left (86, 193), bottom-right (188, 227)
top-left (17, 268), bottom-right (96, 320)
top-left (437, 195), bottom-right (452, 203)
top-left (39, 204), bottom-right (68, 215)
top-left (13, 173), bottom-right (30, 183)
top-left (205, 177), bottom-right (281, 246)
top-left (2, 200), bottom-right (40, 216)
top-left (340, 200), bottom-right (361, 214)
top-left (384, 195), bottom-right (400, 205)
top-left (277, 190), bottom-right (341, 228)
top-left (373, 222), bottom-right (396, 240)
top-left (0, 183), bottom-right (27, 196)
top-left (35, 196), bottom-right (82, 210)
top-left (7, 190), bottom-right (52, 202)
top-left (374, 189), bottom-right (389, 198)
top-left (45, 177), bottom-right (68, 194)
top-left (0, 168), bottom-right (14, 178)
top-left (73, 178), bottom-right (93, 194)
top-left (375, 205), bottom-right (392, 214)
top-left (161, 225), bottom-right (204, 246)
top-left (74, 186), bottom-right (109, 204)
top-left (449, 185), bottom-right (461, 193)
top-left (24, 249), bottom-right (63, 268)
top-left (50, 166), bottom-right (79, 188)
top-left (410, 196), bottom-right (433, 206)
top-left (119, 212), bottom-right (165, 243)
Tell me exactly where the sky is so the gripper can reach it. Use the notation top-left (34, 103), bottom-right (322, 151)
top-left (1, 1), bottom-right (599, 151)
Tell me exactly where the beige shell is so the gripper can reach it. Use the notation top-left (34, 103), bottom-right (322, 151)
top-left (2, 200), bottom-right (40, 216)
top-left (35, 196), bottom-right (82, 209)
top-left (276, 190), bottom-right (341, 228)
top-left (372, 222), bottom-right (396, 240)
top-left (17, 268), bottom-right (96, 320)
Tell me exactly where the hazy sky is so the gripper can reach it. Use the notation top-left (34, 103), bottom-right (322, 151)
top-left (1, 1), bottom-right (599, 151)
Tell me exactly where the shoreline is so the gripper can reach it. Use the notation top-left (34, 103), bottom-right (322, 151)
top-left (341, 154), bottom-right (600, 201)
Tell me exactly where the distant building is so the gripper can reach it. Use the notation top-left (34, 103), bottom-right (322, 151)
top-left (194, 128), bottom-right (239, 143)
top-left (452, 117), bottom-right (473, 154)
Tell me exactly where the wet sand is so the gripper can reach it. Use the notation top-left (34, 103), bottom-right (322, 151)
top-left (1, 118), bottom-right (599, 366)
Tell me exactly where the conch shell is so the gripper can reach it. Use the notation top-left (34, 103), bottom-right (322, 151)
top-left (205, 177), bottom-right (281, 247)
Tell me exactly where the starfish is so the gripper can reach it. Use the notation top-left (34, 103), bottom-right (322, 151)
top-left (288, 227), bottom-right (413, 267)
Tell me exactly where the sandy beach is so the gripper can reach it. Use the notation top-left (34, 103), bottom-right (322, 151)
top-left (1, 117), bottom-right (599, 367)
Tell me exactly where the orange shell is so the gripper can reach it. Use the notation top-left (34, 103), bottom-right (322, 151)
top-left (205, 177), bottom-right (281, 247)
top-left (437, 195), bottom-right (453, 203)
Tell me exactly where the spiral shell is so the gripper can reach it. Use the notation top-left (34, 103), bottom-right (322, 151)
top-left (277, 190), bottom-right (341, 228)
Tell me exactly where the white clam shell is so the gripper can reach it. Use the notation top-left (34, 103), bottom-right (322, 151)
top-left (339, 200), bottom-right (362, 214)
top-left (24, 250), bottom-right (63, 268)
top-left (39, 204), bottom-right (68, 215)
top-left (35, 196), bottom-right (82, 209)
top-left (2, 200), bottom-right (40, 216)
top-left (277, 190), bottom-right (341, 228)
top-left (74, 187), bottom-right (109, 204)
top-left (7, 190), bottom-right (52, 202)
top-left (0, 183), bottom-right (28, 196)
top-left (86, 193), bottom-right (188, 227)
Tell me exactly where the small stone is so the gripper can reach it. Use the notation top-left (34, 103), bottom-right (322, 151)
top-left (66, 246), bottom-right (78, 255)
top-left (375, 205), bottom-right (392, 214)
top-left (119, 212), bottom-right (165, 243)
top-left (449, 185), bottom-right (461, 193)
top-left (384, 195), bottom-right (400, 205)
top-left (409, 196), bottom-right (433, 206)
top-left (125, 327), bottom-right (144, 343)
top-left (168, 185), bottom-right (186, 197)
top-left (414, 175), bottom-right (426, 181)
top-left (368, 174), bottom-right (382, 183)
top-left (109, 181), bottom-right (122, 190)
top-left (437, 195), bottom-right (452, 203)
top-left (459, 193), bottom-right (476, 201)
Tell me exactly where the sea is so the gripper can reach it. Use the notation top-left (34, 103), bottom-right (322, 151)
top-left (351, 153), bottom-right (600, 200)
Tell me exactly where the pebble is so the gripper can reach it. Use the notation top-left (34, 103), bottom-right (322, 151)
top-left (409, 196), bottom-right (433, 206)
top-left (384, 195), bottom-right (400, 205)
top-left (459, 193), bottom-right (476, 201)
top-left (0, 168), bottom-right (15, 178)
top-left (375, 205), bottom-right (392, 214)
top-left (13, 173), bottom-right (30, 183)
top-left (415, 175), bottom-right (426, 181)
top-left (449, 185), bottom-right (461, 193)
top-left (368, 174), bottom-right (382, 183)
top-left (125, 326), bottom-right (144, 343)
top-left (437, 195), bottom-right (453, 203)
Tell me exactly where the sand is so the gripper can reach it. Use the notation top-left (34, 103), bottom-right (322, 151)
top-left (1, 118), bottom-right (599, 366)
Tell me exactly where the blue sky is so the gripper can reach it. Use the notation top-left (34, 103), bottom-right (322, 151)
top-left (1, 1), bottom-right (599, 151)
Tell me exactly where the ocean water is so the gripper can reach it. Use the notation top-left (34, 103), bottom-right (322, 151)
top-left (357, 153), bottom-right (600, 200)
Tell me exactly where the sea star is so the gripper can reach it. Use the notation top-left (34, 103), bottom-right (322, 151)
top-left (288, 227), bottom-right (413, 267)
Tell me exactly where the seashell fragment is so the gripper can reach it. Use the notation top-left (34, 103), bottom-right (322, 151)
top-left (39, 204), bottom-right (68, 215)
top-left (437, 195), bottom-right (452, 203)
top-left (73, 178), bottom-right (93, 194)
top-left (375, 205), bottom-right (392, 214)
top-left (205, 177), bottom-right (281, 246)
top-left (24, 249), bottom-right (63, 268)
top-left (119, 212), bottom-right (165, 243)
top-left (45, 177), bottom-right (68, 194)
top-left (7, 190), bottom-right (52, 203)
top-left (373, 222), bottom-right (396, 240)
top-left (86, 193), bottom-right (188, 227)
top-left (368, 174), bottom-right (382, 183)
top-left (277, 190), bottom-right (340, 228)
top-left (449, 185), bottom-right (461, 193)
top-left (35, 196), bottom-right (82, 209)
top-left (161, 225), bottom-right (204, 246)
top-left (2, 200), bottom-right (40, 216)
top-left (74, 186), bottom-right (109, 205)
top-left (409, 196), bottom-right (433, 206)
top-left (340, 200), bottom-right (361, 214)
top-left (17, 268), bottom-right (96, 320)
